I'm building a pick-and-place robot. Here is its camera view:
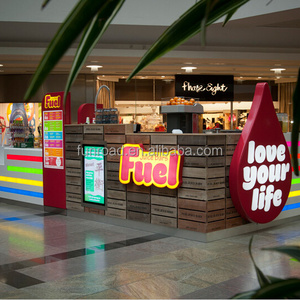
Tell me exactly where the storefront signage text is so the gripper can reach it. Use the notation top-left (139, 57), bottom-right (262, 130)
top-left (119, 144), bottom-right (183, 189)
top-left (182, 81), bottom-right (228, 96)
top-left (44, 94), bottom-right (61, 109)
top-left (243, 141), bottom-right (290, 213)
top-left (229, 82), bottom-right (292, 224)
top-left (175, 74), bottom-right (233, 101)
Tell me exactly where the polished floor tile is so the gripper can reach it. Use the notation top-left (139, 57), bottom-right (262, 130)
top-left (0, 202), bottom-right (300, 299)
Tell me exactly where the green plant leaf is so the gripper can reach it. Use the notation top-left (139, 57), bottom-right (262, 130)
top-left (248, 236), bottom-right (270, 287)
top-left (63, 0), bottom-right (125, 105)
top-left (252, 278), bottom-right (300, 299)
top-left (263, 245), bottom-right (300, 261)
top-left (223, 7), bottom-right (239, 26)
top-left (230, 290), bottom-right (257, 299)
top-left (41, 0), bottom-right (51, 9)
top-left (127, 0), bottom-right (249, 81)
top-left (24, 0), bottom-right (113, 102)
top-left (291, 68), bottom-right (300, 176)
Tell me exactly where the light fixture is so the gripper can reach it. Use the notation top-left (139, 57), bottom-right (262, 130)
top-left (257, 76), bottom-right (262, 79)
top-left (270, 68), bottom-right (286, 74)
top-left (181, 66), bottom-right (197, 73)
top-left (86, 65), bottom-right (103, 72)
top-left (161, 76), bottom-right (165, 78)
top-left (0, 64), bottom-right (3, 67)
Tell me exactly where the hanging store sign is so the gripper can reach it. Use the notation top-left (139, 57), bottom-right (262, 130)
top-left (175, 75), bottom-right (234, 101)
top-left (229, 83), bottom-right (292, 224)
top-left (119, 144), bottom-right (184, 189)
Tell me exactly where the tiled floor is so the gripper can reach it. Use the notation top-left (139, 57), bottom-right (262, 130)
top-left (0, 202), bottom-right (299, 299)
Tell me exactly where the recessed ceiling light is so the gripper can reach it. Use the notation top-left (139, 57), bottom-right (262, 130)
top-left (86, 65), bottom-right (103, 71)
top-left (258, 76), bottom-right (262, 79)
top-left (0, 64), bottom-right (3, 67)
top-left (181, 66), bottom-right (197, 73)
top-left (161, 76), bottom-right (165, 78)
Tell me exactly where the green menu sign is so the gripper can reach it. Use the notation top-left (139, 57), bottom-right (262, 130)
top-left (83, 146), bottom-right (105, 205)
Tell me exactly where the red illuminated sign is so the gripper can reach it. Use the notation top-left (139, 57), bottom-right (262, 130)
top-left (119, 144), bottom-right (183, 189)
top-left (229, 83), bottom-right (292, 223)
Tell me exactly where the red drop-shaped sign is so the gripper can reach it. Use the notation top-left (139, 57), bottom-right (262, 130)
top-left (229, 83), bottom-right (292, 224)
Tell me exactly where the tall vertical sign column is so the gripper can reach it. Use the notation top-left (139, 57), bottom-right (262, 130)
top-left (42, 92), bottom-right (69, 209)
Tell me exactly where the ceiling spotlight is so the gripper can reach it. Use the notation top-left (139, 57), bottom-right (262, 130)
top-left (270, 68), bottom-right (286, 74)
top-left (181, 66), bottom-right (197, 73)
top-left (161, 76), bottom-right (165, 78)
top-left (87, 65), bottom-right (103, 72)
top-left (0, 64), bottom-right (3, 67)
top-left (258, 76), bottom-right (262, 79)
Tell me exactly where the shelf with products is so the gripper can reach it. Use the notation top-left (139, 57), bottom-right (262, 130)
top-left (10, 120), bottom-right (34, 148)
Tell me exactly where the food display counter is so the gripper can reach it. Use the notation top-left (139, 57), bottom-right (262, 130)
top-left (64, 124), bottom-right (300, 240)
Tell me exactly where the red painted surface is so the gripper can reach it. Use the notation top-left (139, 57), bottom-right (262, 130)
top-left (229, 83), bottom-right (292, 223)
top-left (7, 154), bottom-right (42, 162)
top-left (77, 103), bottom-right (103, 124)
top-left (42, 92), bottom-right (67, 209)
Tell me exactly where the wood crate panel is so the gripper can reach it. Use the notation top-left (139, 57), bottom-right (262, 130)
top-left (226, 217), bottom-right (247, 228)
top-left (83, 125), bottom-right (103, 134)
top-left (179, 145), bottom-right (225, 157)
top-left (107, 171), bottom-right (120, 181)
top-left (107, 162), bottom-right (120, 172)
top-left (182, 167), bottom-right (225, 179)
top-left (65, 134), bottom-right (83, 142)
top-left (65, 159), bottom-right (81, 168)
top-left (83, 134), bottom-right (104, 141)
top-left (151, 204), bottom-right (177, 218)
top-left (66, 176), bottom-right (81, 186)
top-left (127, 192), bottom-right (150, 204)
top-left (106, 208), bottom-right (126, 219)
top-left (65, 151), bottom-right (80, 160)
top-left (181, 177), bottom-right (225, 189)
top-left (151, 194), bottom-right (177, 207)
top-left (177, 135), bottom-right (206, 146)
top-left (226, 187), bottom-right (231, 198)
top-left (65, 126), bottom-right (83, 134)
top-left (127, 201), bottom-right (150, 213)
top-left (127, 183), bottom-right (150, 194)
top-left (151, 186), bottom-right (177, 197)
top-left (66, 184), bottom-right (81, 194)
top-left (107, 190), bottom-right (126, 200)
top-left (66, 143), bottom-right (81, 151)
top-left (178, 208), bottom-right (225, 222)
top-left (107, 153), bottom-right (120, 162)
top-left (127, 210), bottom-right (150, 223)
top-left (206, 135), bottom-right (226, 145)
top-left (226, 207), bottom-right (240, 219)
top-left (107, 198), bottom-right (126, 210)
top-left (66, 193), bottom-right (82, 203)
top-left (226, 134), bottom-right (241, 145)
top-left (226, 155), bottom-right (233, 166)
top-left (226, 198), bottom-right (234, 208)
top-left (226, 145), bottom-right (237, 155)
top-left (178, 219), bottom-right (225, 233)
top-left (103, 124), bottom-right (133, 134)
top-left (66, 168), bottom-right (82, 177)
top-left (151, 215), bottom-right (177, 228)
top-left (126, 134), bottom-right (151, 144)
top-left (178, 198), bottom-right (225, 212)
top-left (66, 201), bottom-right (84, 212)
top-left (151, 134), bottom-right (177, 145)
top-left (104, 134), bottom-right (126, 144)
top-left (107, 180), bottom-right (126, 191)
top-left (178, 188), bottom-right (225, 201)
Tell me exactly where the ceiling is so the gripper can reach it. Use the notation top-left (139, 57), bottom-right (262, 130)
top-left (0, 6), bottom-right (299, 83)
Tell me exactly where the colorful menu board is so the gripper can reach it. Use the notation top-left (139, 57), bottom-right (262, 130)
top-left (43, 110), bottom-right (64, 169)
top-left (83, 145), bottom-right (105, 205)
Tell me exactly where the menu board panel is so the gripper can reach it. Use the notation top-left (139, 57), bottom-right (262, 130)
top-left (83, 145), bottom-right (106, 206)
top-left (43, 110), bottom-right (64, 169)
